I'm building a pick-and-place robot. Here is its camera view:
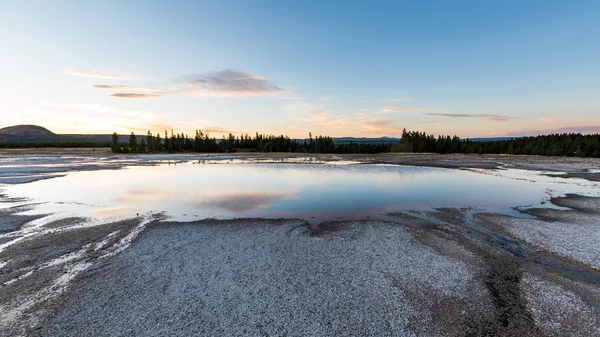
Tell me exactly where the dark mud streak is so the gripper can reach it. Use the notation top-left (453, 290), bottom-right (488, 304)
top-left (309, 221), bottom-right (347, 237)
top-left (0, 192), bottom-right (30, 203)
top-left (543, 172), bottom-right (600, 182)
top-left (480, 253), bottom-right (539, 336)
top-left (376, 211), bottom-right (574, 335)
top-left (310, 215), bottom-right (540, 335)
top-left (387, 209), bottom-right (600, 285)
top-left (463, 211), bottom-right (600, 285)
top-left (0, 204), bottom-right (48, 234)
top-left (550, 193), bottom-right (600, 214)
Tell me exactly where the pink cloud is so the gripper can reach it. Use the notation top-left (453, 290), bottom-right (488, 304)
top-left (426, 113), bottom-right (517, 122)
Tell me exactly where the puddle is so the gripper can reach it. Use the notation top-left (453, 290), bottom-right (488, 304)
top-left (2, 162), bottom-right (600, 225)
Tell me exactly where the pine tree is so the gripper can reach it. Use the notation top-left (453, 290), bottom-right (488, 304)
top-left (139, 138), bottom-right (147, 153)
top-left (111, 132), bottom-right (120, 153)
top-left (128, 132), bottom-right (138, 153)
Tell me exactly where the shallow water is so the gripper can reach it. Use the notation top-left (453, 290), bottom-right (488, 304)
top-left (2, 161), bottom-right (600, 223)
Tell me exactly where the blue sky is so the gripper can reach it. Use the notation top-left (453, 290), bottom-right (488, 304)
top-left (2, 0), bottom-right (599, 137)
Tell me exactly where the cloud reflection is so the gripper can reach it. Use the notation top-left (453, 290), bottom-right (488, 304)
top-left (196, 192), bottom-right (288, 213)
top-left (90, 205), bottom-right (138, 215)
top-left (111, 189), bottom-right (289, 214)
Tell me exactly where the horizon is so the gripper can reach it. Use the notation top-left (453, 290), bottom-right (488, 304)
top-left (2, 1), bottom-right (599, 138)
top-left (6, 124), bottom-right (595, 141)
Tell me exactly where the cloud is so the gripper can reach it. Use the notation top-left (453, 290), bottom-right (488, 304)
top-left (72, 68), bottom-right (291, 99)
top-left (287, 101), bottom-right (406, 136)
top-left (121, 124), bottom-right (176, 133)
top-left (483, 132), bottom-right (509, 137)
top-left (495, 126), bottom-right (600, 137)
top-left (536, 126), bottom-right (600, 135)
top-left (426, 113), bottom-right (517, 122)
top-left (299, 113), bottom-right (358, 129)
top-left (379, 105), bottom-right (429, 113)
top-left (123, 122), bottom-right (234, 136)
top-left (357, 119), bottom-right (405, 135)
top-left (110, 93), bottom-right (161, 99)
top-left (92, 85), bottom-right (163, 92)
top-left (180, 69), bottom-right (286, 96)
top-left (65, 69), bottom-right (132, 80)
top-left (201, 127), bottom-right (238, 135)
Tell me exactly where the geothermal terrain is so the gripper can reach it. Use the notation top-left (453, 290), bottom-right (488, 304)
top-left (1, 152), bottom-right (599, 336)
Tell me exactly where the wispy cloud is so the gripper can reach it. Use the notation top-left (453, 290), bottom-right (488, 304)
top-left (72, 68), bottom-right (291, 99)
top-left (295, 112), bottom-right (358, 129)
top-left (491, 125), bottom-right (600, 137)
top-left (287, 101), bottom-right (405, 136)
top-left (203, 127), bottom-right (238, 135)
top-left (357, 119), bottom-right (405, 134)
top-left (180, 69), bottom-right (287, 96)
top-left (426, 113), bottom-right (517, 122)
top-left (92, 85), bottom-right (163, 92)
top-left (65, 69), bottom-right (133, 80)
top-left (121, 124), bottom-right (177, 133)
top-left (110, 93), bottom-right (161, 99)
top-left (379, 105), bottom-right (429, 113)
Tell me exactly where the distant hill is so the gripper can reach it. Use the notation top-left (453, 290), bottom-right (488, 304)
top-left (0, 125), bottom-right (124, 144)
top-left (0, 125), bottom-right (55, 137)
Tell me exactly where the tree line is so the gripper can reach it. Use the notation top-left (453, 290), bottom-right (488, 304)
top-left (4, 127), bottom-right (592, 157)
top-left (111, 130), bottom-right (393, 154)
top-left (392, 129), bottom-right (600, 157)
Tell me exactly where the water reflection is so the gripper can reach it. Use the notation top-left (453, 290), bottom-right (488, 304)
top-left (89, 205), bottom-right (139, 215)
top-left (195, 192), bottom-right (288, 213)
top-left (3, 162), bottom-right (600, 223)
top-left (110, 189), bottom-right (172, 202)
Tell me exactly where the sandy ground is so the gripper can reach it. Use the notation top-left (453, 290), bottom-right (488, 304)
top-left (1, 153), bottom-right (600, 336)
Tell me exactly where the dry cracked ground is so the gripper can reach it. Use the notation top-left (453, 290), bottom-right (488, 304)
top-left (0, 153), bottom-right (599, 336)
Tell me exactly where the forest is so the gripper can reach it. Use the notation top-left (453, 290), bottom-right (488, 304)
top-left (111, 130), bottom-right (391, 154)
top-left (110, 129), bottom-right (600, 158)
top-left (2, 128), bottom-right (596, 158)
top-left (393, 129), bottom-right (600, 157)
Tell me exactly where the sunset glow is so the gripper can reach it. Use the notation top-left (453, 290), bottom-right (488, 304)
top-left (2, 1), bottom-right (599, 138)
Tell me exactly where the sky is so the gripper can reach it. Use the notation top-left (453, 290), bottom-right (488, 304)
top-left (1, 0), bottom-right (599, 138)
